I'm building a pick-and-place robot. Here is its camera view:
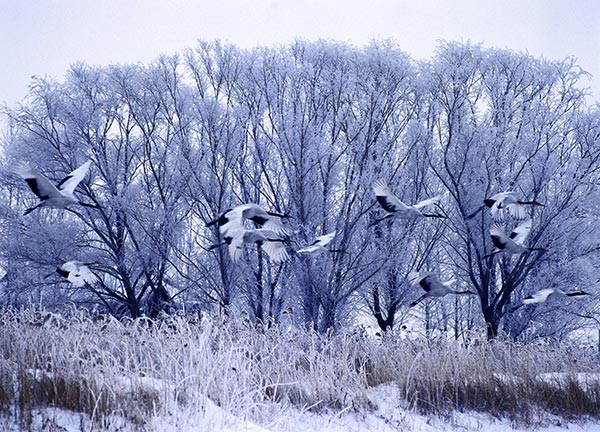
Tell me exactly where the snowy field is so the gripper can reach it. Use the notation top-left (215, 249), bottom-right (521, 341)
top-left (3, 384), bottom-right (600, 432)
top-left (1, 309), bottom-right (600, 432)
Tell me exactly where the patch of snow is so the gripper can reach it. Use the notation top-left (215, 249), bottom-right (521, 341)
top-left (147, 397), bottom-right (271, 432)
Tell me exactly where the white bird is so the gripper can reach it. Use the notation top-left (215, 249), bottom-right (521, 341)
top-left (223, 228), bottom-right (289, 263)
top-left (297, 231), bottom-right (337, 254)
top-left (522, 288), bottom-right (591, 305)
top-left (371, 181), bottom-right (443, 226)
top-left (16, 160), bottom-right (98, 215)
top-left (408, 271), bottom-right (475, 307)
top-left (48, 261), bottom-right (98, 288)
top-left (206, 203), bottom-right (292, 237)
top-left (510, 288), bottom-right (591, 312)
top-left (467, 191), bottom-right (543, 220)
top-left (487, 219), bottom-right (545, 257)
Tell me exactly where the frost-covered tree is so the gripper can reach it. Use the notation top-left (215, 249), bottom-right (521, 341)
top-left (1, 40), bottom-right (599, 340)
top-left (422, 42), bottom-right (600, 339)
top-left (3, 60), bottom-right (194, 317)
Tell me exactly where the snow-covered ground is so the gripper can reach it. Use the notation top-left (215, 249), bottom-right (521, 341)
top-left (2, 311), bottom-right (600, 432)
top-left (2, 382), bottom-right (599, 432)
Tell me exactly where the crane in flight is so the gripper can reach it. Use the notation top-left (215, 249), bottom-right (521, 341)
top-left (296, 231), bottom-right (338, 254)
top-left (486, 218), bottom-right (546, 257)
top-left (46, 261), bottom-right (98, 288)
top-left (467, 191), bottom-right (543, 220)
top-left (206, 203), bottom-right (292, 237)
top-left (16, 160), bottom-right (99, 215)
top-left (408, 271), bottom-right (476, 307)
top-left (370, 180), bottom-right (443, 226)
top-left (222, 228), bottom-right (289, 263)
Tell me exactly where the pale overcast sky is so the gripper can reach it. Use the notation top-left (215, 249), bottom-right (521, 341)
top-left (1, 0), bottom-right (599, 107)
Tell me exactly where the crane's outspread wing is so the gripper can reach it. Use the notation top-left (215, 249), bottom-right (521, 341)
top-left (297, 230), bottom-right (336, 253)
top-left (408, 271), bottom-right (430, 287)
top-left (56, 160), bottom-right (92, 194)
top-left (251, 229), bottom-right (289, 262)
top-left (16, 165), bottom-right (61, 200)
top-left (372, 181), bottom-right (409, 213)
top-left (488, 192), bottom-right (518, 220)
top-left (68, 267), bottom-right (98, 287)
top-left (510, 218), bottom-right (532, 245)
top-left (316, 231), bottom-right (336, 246)
top-left (523, 288), bottom-right (554, 304)
top-left (489, 201), bottom-right (504, 221)
top-left (226, 230), bottom-right (245, 263)
top-left (239, 203), bottom-right (271, 226)
top-left (238, 203), bottom-right (292, 236)
top-left (489, 225), bottom-right (508, 248)
top-left (296, 244), bottom-right (321, 254)
top-left (77, 265), bottom-right (98, 285)
top-left (413, 195), bottom-right (441, 210)
top-left (260, 218), bottom-right (293, 237)
top-left (219, 208), bottom-right (245, 236)
top-left (506, 203), bottom-right (527, 220)
top-left (490, 191), bottom-right (518, 203)
top-left (58, 261), bottom-right (98, 288)
top-left (262, 240), bottom-right (289, 263)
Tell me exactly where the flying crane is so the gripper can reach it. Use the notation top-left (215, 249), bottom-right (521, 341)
top-left (16, 160), bottom-right (99, 215)
top-left (46, 261), bottom-right (98, 288)
top-left (467, 191), bottom-right (543, 220)
top-left (370, 180), bottom-right (443, 226)
top-left (408, 271), bottom-right (475, 307)
top-left (297, 231), bottom-right (337, 254)
top-left (487, 219), bottom-right (545, 257)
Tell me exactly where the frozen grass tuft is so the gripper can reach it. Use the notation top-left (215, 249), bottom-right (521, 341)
top-left (0, 307), bottom-right (599, 430)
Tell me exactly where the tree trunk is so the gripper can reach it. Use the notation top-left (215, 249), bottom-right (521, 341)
top-left (318, 295), bottom-right (336, 334)
top-left (483, 306), bottom-right (500, 340)
top-left (372, 287), bottom-right (397, 331)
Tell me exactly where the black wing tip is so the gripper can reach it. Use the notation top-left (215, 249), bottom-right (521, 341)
top-left (24, 178), bottom-right (47, 199)
top-left (490, 235), bottom-right (504, 248)
top-left (56, 268), bottom-right (70, 278)
top-left (567, 291), bottom-right (591, 297)
top-left (249, 215), bottom-right (268, 225)
top-left (376, 196), bottom-right (397, 213)
top-left (56, 174), bottom-right (74, 190)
